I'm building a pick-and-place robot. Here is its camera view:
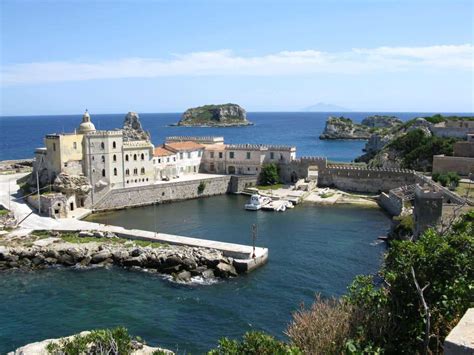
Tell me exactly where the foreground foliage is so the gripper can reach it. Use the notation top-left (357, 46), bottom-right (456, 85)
top-left (208, 331), bottom-right (301, 355)
top-left (286, 211), bottom-right (473, 354)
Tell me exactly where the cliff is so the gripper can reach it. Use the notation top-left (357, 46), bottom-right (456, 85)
top-left (176, 103), bottom-right (252, 127)
top-left (320, 115), bottom-right (402, 140)
top-left (123, 112), bottom-right (151, 141)
top-left (319, 116), bottom-right (372, 140)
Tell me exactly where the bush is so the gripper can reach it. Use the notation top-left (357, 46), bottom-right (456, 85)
top-left (286, 295), bottom-right (353, 354)
top-left (198, 181), bottom-right (206, 194)
top-left (433, 172), bottom-right (460, 189)
top-left (391, 214), bottom-right (414, 239)
top-left (208, 331), bottom-right (301, 355)
top-left (46, 327), bottom-right (135, 354)
top-left (259, 163), bottom-right (280, 186)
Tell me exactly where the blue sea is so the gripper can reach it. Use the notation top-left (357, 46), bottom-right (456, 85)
top-left (0, 111), bottom-right (470, 353)
top-left (0, 111), bottom-right (462, 162)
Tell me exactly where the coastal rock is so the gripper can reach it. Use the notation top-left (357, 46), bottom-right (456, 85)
top-left (53, 173), bottom-right (91, 195)
top-left (0, 210), bottom-right (17, 230)
top-left (214, 262), bottom-right (238, 278)
top-left (361, 115), bottom-right (402, 128)
top-left (177, 103), bottom-right (252, 127)
top-left (122, 112), bottom-right (151, 141)
top-left (90, 251), bottom-right (112, 264)
top-left (319, 116), bottom-right (371, 140)
top-left (174, 270), bottom-right (192, 282)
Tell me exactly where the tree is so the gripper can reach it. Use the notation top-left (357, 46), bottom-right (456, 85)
top-left (259, 163), bottom-right (280, 186)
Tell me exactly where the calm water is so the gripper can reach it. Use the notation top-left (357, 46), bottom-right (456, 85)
top-left (0, 111), bottom-right (455, 162)
top-left (0, 195), bottom-right (391, 353)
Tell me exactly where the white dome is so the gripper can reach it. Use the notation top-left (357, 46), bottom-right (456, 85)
top-left (78, 110), bottom-right (96, 133)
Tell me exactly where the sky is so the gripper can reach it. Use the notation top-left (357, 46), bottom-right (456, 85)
top-left (0, 0), bottom-right (473, 115)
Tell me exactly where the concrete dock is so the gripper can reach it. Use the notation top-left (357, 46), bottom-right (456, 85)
top-left (0, 173), bottom-right (268, 274)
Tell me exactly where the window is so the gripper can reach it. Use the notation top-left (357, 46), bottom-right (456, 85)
top-left (133, 168), bottom-right (138, 175)
top-left (133, 154), bottom-right (137, 161)
top-left (270, 152), bottom-right (274, 159)
top-left (173, 157), bottom-right (176, 161)
top-left (198, 151), bottom-right (202, 157)
top-left (73, 142), bottom-right (77, 149)
top-left (219, 152), bottom-right (223, 159)
top-left (53, 143), bottom-right (56, 151)
top-left (158, 158), bottom-right (161, 163)
top-left (113, 154), bottom-right (117, 162)
top-left (92, 156), bottom-right (95, 161)
top-left (248, 167), bottom-right (250, 171)
top-left (141, 153), bottom-right (145, 160)
top-left (229, 152), bottom-right (235, 159)
top-left (113, 141), bottom-right (116, 149)
top-left (141, 167), bottom-right (145, 174)
top-left (125, 169), bottom-right (130, 176)
top-left (210, 151), bottom-right (215, 158)
top-left (246, 152), bottom-right (251, 159)
top-left (101, 142), bottom-right (105, 149)
top-left (210, 163), bottom-right (215, 171)
top-left (166, 157), bottom-right (170, 163)
top-left (102, 169), bottom-right (106, 177)
top-left (101, 155), bottom-right (105, 162)
top-left (125, 154), bottom-right (129, 161)
top-left (114, 168), bottom-right (117, 176)
top-left (180, 152), bottom-right (183, 160)
top-left (187, 152), bottom-right (191, 159)
top-left (193, 166), bottom-right (196, 172)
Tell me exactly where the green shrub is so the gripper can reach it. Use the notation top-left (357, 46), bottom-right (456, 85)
top-left (259, 163), bottom-right (280, 186)
top-left (432, 172), bottom-right (460, 189)
top-left (391, 214), bottom-right (414, 239)
top-left (208, 331), bottom-right (301, 355)
top-left (198, 181), bottom-right (206, 194)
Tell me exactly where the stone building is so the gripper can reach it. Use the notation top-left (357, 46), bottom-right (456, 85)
top-left (433, 134), bottom-right (474, 176)
top-left (413, 184), bottom-right (443, 236)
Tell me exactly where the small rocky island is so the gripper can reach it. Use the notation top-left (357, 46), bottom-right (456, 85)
top-left (175, 103), bottom-right (253, 127)
top-left (319, 115), bottom-right (402, 140)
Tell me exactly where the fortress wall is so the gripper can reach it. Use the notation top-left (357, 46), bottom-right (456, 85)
top-left (229, 175), bottom-right (258, 193)
top-left (93, 175), bottom-right (232, 211)
top-left (279, 157), bottom-right (328, 182)
top-left (431, 127), bottom-right (473, 138)
top-left (432, 156), bottom-right (474, 176)
top-left (378, 192), bottom-right (403, 216)
top-left (319, 167), bottom-right (416, 193)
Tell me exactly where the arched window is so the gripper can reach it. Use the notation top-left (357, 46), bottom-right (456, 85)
top-left (102, 169), bottom-right (106, 177)
top-left (112, 141), bottom-right (116, 149)
top-left (101, 155), bottom-right (105, 162)
top-left (113, 154), bottom-right (117, 162)
top-left (101, 142), bottom-right (105, 149)
top-left (125, 169), bottom-right (130, 176)
top-left (141, 167), bottom-right (145, 174)
top-left (134, 168), bottom-right (138, 175)
top-left (141, 153), bottom-right (145, 160)
top-left (114, 168), bottom-right (117, 176)
top-left (125, 154), bottom-right (129, 162)
top-left (133, 154), bottom-right (137, 161)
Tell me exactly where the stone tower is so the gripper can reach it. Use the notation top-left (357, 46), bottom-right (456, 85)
top-left (413, 184), bottom-right (443, 237)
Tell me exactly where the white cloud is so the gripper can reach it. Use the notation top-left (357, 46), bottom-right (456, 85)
top-left (2, 45), bottom-right (472, 86)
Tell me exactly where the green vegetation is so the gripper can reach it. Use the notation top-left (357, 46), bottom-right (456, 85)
top-left (257, 183), bottom-right (284, 190)
top-left (0, 209), bottom-right (9, 216)
top-left (423, 114), bottom-right (474, 124)
top-left (198, 181), bottom-right (206, 194)
top-left (455, 181), bottom-right (474, 198)
top-left (208, 331), bottom-right (301, 355)
top-left (59, 232), bottom-right (163, 248)
top-left (286, 211), bottom-right (473, 354)
top-left (388, 129), bottom-right (457, 170)
top-left (432, 172), bottom-right (460, 189)
top-left (391, 214), bottom-right (414, 239)
top-left (320, 192), bottom-right (335, 198)
top-left (259, 163), bottom-right (280, 186)
top-left (46, 327), bottom-right (138, 354)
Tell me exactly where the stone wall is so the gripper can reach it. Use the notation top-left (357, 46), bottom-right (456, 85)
top-left (378, 192), bottom-right (403, 216)
top-left (229, 175), bottom-right (259, 192)
top-left (319, 166), bottom-right (416, 193)
top-left (94, 175), bottom-right (233, 211)
top-left (433, 155), bottom-right (474, 176)
top-left (431, 126), bottom-right (474, 138)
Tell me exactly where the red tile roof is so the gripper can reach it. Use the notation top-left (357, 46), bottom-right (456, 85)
top-left (153, 146), bottom-right (175, 157)
top-left (165, 141), bottom-right (204, 151)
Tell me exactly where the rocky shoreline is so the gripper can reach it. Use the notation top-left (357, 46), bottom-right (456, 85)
top-left (0, 231), bottom-right (241, 282)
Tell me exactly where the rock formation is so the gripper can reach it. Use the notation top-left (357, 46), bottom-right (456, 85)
top-left (177, 103), bottom-right (252, 127)
top-left (122, 112), bottom-right (151, 141)
top-left (361, 115), bottom-right (403, 128)
top-left (319, 116), bottom-right (372, 140)
top-left (320, 115), bottom-right (403, 140)
top-left (53, 173), bottom-right (91, 195)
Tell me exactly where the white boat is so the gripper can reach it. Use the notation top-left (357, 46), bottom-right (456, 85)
top-left (245, 194), bottom-right (271, 211)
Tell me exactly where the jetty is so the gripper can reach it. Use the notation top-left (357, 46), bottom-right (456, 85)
top-left (0, 173), bottom-right (268, 274)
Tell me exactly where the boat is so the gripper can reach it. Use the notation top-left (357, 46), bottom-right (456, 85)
top-left (245, 194), bottom-right (271, 211)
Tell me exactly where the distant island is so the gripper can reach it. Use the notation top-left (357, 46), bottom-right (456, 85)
top-left (174, 103), bottom-right (253, 127)
top-left (303, 102), bottom-right (351, 112)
